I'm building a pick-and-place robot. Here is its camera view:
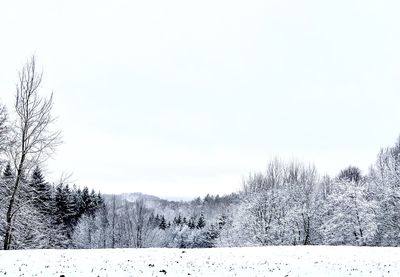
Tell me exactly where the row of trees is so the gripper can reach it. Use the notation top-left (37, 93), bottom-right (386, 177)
top-left (221, 137), bottom-right (400, 247)
top-left (2, 56), bottom-right (400, 250)
top-left (0, 163), bottom-right (103, 249)
top-left (70, 136), bottom-right (400, 249)
top-left (71, 195), bottom-right (231, 249)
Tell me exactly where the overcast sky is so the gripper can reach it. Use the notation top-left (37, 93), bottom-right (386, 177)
top-left (0, 0), bottom-right (400, 199)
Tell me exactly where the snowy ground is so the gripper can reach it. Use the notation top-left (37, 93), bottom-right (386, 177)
top-left (0, 246), bottom-right (399, 276)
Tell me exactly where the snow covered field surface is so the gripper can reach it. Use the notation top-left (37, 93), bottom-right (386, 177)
top-left (0, 246), bottom-right (399, 276)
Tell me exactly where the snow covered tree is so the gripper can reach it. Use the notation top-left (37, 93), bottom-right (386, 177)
top-left (72, 187), bottom-right (84, 221)
top-left (203, 223), bottom-right (220, 248)
top-left (173, 214), bottom-right (182, 226)
top-left (369, 138), bottom-right (400, 246)
top-left (0, 104), bottom-right (9, 158)
top-left (98, 201), bottom-right (109, 248)
top-left (28, 166), bottom-right (52, 215)
top-left (53, 183), bottom-right (75, 245)
top-left (159, 215), bottom-right (167, 230)
top-left (88, 189), bottom-right (99, 216)
top-left (338, 166), bottom-right (362, 183)
top-left (188, 216), bottom-right (196, 229)
top-left (110, 194), bottom-right (117, 248)
top-left (10, 202), bottom-right (48, 249)
top-left (3, 57), bottom-right (61, 250)
top-left (72, 214), bottom-right (99, 249)
top-left (0, 163), bottom-right (14, 241)
top-left (320, 179), bottom-right (378, 246)
top-left (132, 199), bottom-right (148, 248)
top-left (197, 213), bottom-right (206, 229)
top-left (0, 163), bottom-right (13, 197)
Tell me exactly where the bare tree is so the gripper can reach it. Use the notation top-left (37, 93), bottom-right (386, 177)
top-left (0, 104), bottom-right (9, 157)
top-left (3, 56), bottom-right (61, 250)
top-left (133, 199), bottom-right (149, 248)
top-left (111, 194), bottom-right (116, 248)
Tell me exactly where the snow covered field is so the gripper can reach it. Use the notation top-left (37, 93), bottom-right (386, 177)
top-left (0, 246), bottom-right (399, 276)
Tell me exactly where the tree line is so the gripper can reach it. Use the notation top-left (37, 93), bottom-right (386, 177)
top-left (71, 195), bottom-right (233, 249)
top-left (1, 57), bottom-right (400, 250)
top-left (0, 164), bottom-right (103, 248)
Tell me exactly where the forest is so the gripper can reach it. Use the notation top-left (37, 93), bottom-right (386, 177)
top-left (1, 58), bottom-right (400, 250)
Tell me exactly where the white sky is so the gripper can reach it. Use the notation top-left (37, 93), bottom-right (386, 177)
top-left (0, 0), bottom-right (400, 199)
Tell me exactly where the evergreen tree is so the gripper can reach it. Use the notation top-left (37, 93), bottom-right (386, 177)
top-left (29, 166), bottom-right (52, 215)
top-left (197, 213), bottom-right (206, 229)
top-left (97, 191), bottom-right (104, 207)
top-left (177, 214), bottom-right (182, 225)
top-left (0, 164), bottom-right (13, 242)
top-left (149, 212), bottom-right (156, 227)
top-left (154, 214), bottom-right (161, 227)
top-left (72, 186), bottom-right (84, 222)
top-left (2, 163), bottom-right (12, 178)
top-left (188, 216), bottom-right (196, 229)
top-left (204, 224), bottom-right (220, 247)
top-left (173, 214), bottom-right (182, 226)
top-left (63, 184), bottom-right (77, 230)
top-left (88, 189), bottom-right (98, 216)
top-left (218, 215), bottom-right (227, 229)
top-left (53, 183), bottom-right (75, 245)
top-left (80, 186), bottom-right (91, 216)
top-left (1, 163), bottom-right (13, 198)
top-left (159, 215), bottom-right (167, 230)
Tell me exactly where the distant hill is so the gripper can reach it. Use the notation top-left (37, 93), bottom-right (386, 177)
top-left (103, 192), bottom-right (195, 203)
top-left (120, 192), bottom-right (161, 202)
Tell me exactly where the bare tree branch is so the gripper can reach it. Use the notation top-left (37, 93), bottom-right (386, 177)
top-left (3, 56), bottom-right (62, 250)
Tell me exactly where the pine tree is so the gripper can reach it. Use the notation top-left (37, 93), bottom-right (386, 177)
top-left (154, 214), bottom-right (161, 227)
top-left (80, 186), bottom-right (91, 216)
top-left (204, 224), bottom-right (220, 248)
top-left (2, 163), bottom-right (12, 178)
top-left (218, 215), bottom-right (227, 229)
top-left (53, 183), bottom-right (75, 246)
top-left (63, 184), bottom-right (77, 230)
top-left (149, 212), bottom-right (156, 227)
top-left (159, 215), bottom-right (167, 230)
top-left (188, 216), bottom-right (196, 229)
top-left (97, 191), bottom-right (104, 207)
top-left (197, 213), bottom-right (206, 229)
top-left (88, 189), bottom-right (98, 216)
top-left (176, 214), bottom-right (182, 225)
top-left (72, 186), bottom-right (83, 223)
top-left (1, 163), bottom-right (13, 198)
top-left (0, 164), bottom-right (13, 242)
top-left (29, 166), bottom-right (52, 215)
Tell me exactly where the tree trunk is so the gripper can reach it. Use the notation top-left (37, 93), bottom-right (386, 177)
top-left (3, 155), bottom-right (25, 250)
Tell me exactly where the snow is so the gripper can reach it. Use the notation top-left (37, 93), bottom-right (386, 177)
top-left (0, 246), bottom-right (399, 276)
